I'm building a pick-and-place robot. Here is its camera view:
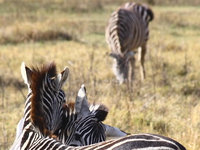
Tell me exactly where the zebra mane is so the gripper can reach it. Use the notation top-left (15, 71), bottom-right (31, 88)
top-left (64, 102), bottom-right (108, 121)
top-left (63, 101), bottom-right (109, 123)
top-left (63, 102), bottom-right (76, 119)
top-left (30, 62), bottom-right (58, 137)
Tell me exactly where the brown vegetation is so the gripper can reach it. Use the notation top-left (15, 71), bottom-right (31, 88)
top-left (0, 0), bottom-right (200, 149)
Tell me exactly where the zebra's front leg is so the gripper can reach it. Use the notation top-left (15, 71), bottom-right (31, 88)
top-left (128, 56), bottom-right (135, 83)
top-left (127, 56), bottom-right (135, 90)
top-left (138, 45), bottom-right (146, 82)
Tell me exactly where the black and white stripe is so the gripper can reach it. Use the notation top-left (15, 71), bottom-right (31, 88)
top-left (12, 132), bottom-right (186, 150)
top-left (59, 85), bottom-right (127, 146)
top-left (11, 62), bottom-right (69, 150)
top-left (10, 63), bottom-right (185, 150)
top-left (72, 133), bottom-right (186, 150)
top-left (106, 2), bottom-right (154, 84)
top-left (10, 63), bottom-right (126, 150)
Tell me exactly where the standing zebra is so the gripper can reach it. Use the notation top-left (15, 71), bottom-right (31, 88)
top-left (106, 2), bottom-right (154, 84)
top-left (10, 62), bottom-right (126, 150)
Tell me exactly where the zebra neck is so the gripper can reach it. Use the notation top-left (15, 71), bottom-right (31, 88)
top-left (22, 92), bottom-right (32, 129)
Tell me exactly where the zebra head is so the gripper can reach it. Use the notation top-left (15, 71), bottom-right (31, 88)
top-left (21, 62), bottom-right (69, 137)
top-left (67, 85), bottom-right (127, 146)
top-left (65, 84), bottom-right (107, 146)
top-left (110, 51), bottom-right (135, 84)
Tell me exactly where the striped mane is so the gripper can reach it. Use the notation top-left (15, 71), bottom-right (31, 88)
top-left (62, 102), bottom-right (76, 122)
top-left (30, 62), bottom-right (58, 137)
top-left (62, 102), bottom-right (108, 126)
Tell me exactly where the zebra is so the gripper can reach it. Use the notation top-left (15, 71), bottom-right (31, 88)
top-left (10, 62), bottom-right (127, 150)
top-left (58, 84), bottom-right (127, 146)
top-left (10, 62), bottom-right (70, 150)
top-left (105, 2), bottom-right (154, 84)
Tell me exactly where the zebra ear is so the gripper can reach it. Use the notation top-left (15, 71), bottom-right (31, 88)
top-left (75, 84), bottom-right (90, 118)
top-left (90, 104), bottom-right (108, 122)
top-left (94, 109), bottom-right (108, 122)
top-left (57, 66), bottom-right (70, 89)
top-left (21, 62), bottom-right (33, 86)
top-left (105, 124), bottom-right (128, 138)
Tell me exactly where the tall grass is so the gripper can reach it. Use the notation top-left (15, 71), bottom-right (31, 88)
top-left (0, 1), bottom-right (200, 150)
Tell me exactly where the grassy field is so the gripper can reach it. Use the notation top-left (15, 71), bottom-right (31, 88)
top-left (0, 0), bottom-right (200, 149)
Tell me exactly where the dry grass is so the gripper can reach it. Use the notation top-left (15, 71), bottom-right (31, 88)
top-left (0, 1), bottom-right (200, 150)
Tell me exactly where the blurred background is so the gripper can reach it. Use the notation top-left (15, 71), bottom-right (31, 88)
top-left (0, 0), bottom-right (200, 149)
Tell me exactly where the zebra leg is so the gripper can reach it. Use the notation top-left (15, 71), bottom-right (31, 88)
top-left (138, 45), bottom-right (146, 82)
top-left (128, 56), bottom-right (135, 89)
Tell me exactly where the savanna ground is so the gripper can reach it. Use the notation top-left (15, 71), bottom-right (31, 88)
top-left (0, 0), bottom-right (200, 149)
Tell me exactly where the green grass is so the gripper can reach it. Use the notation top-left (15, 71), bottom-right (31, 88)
top-left (1, 1), bottom-right (200, 149)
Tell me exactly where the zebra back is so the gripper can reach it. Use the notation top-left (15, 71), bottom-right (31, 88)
top-left (106, 2), bottom-right (154, 55)
top-left (74, 133), bottom-right (186, 150)
top-left (12, 133), bottom-right (186, 150)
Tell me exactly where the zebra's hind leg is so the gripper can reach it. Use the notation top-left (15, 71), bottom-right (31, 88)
top-left (138, 45), bottom-right (146, 82)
